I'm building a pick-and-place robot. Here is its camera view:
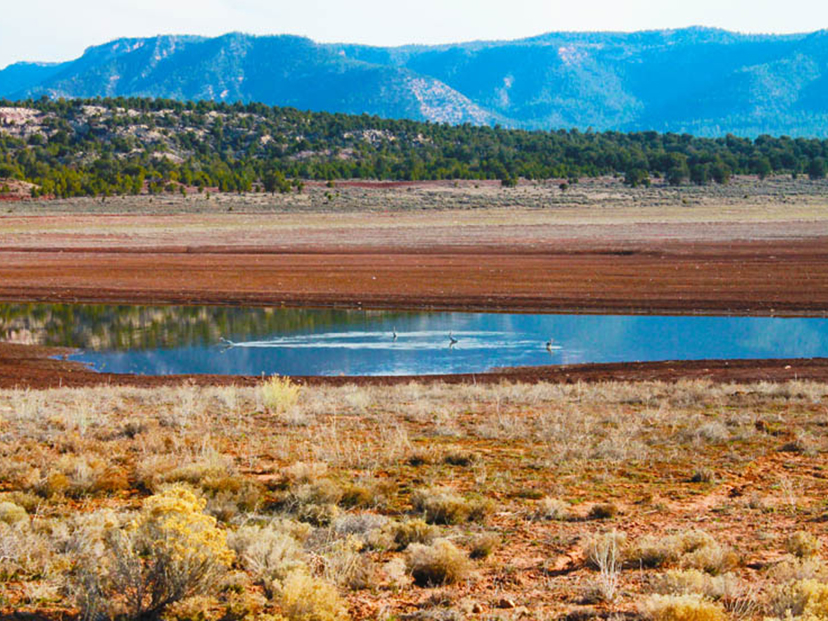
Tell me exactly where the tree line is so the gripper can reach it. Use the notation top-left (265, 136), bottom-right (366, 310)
top-left (0, 96), bottom-right (826, 198)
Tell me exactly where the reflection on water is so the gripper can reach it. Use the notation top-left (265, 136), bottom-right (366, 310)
top-left (2, 303), bottom-right (828, 376)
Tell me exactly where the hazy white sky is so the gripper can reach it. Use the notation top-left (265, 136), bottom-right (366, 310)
top-left (1, 0), bottom-right (827, 69)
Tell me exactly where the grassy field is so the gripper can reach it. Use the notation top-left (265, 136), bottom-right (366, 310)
top-left (1, 378), bottom-right (826, 620)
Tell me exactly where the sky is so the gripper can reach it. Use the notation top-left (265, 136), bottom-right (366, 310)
top-left (1, 0), bottom-right (827, 69)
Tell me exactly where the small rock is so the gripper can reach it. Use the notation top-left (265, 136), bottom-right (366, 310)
top-left (471, 603), bottom-right (484, 614)
top-left (497, 598), bottom-right (517, 609)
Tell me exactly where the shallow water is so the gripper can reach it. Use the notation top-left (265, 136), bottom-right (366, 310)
top-left (2, 303), bottom-right (828, 376)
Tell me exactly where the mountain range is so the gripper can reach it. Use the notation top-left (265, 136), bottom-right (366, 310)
top-left (2, 27), bottom-right (828, 137)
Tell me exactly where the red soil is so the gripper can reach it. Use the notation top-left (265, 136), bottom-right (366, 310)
top-left (0, 238), bottom-right (827, 315)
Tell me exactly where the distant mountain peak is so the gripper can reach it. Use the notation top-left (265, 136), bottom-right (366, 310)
top-left (2, 28), bottom-right (828, 137)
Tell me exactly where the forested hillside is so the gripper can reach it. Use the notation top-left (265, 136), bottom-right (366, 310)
top-left (0, 98), bottom-right (826, 198)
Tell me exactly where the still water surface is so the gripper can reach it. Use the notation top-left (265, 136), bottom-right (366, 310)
top-left (2, 303), bottom-right (827, 376)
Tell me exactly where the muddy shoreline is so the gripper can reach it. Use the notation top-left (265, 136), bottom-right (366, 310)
top-left (1, 341), bottom-right (827, 389)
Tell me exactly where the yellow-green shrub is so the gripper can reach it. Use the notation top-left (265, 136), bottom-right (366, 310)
top-left (73, 485), bottom-right (234, 620)
top-left (642, 594), bottom-right (726, 621)
top-left (261, 375), bottom-right (301, 416)
top-left (0, 501), bottom-right (28, 526)
top-left (278, 570), bottom-right (349, 621)
top-left (768, 579), bottom-right (828, 621)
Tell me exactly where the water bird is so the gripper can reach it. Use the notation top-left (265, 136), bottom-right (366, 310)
top-left (546, 338), bottom-right (554, 352)
top-left (392, 327), bottom-right (398, 341)
top-left (448, 332), bottom-right (458, 348)
top-left (219, 337), bottom-right (237, 348)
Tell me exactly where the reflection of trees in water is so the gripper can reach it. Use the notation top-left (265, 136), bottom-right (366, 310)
top-left (0, 304), bottom-right (398, 351)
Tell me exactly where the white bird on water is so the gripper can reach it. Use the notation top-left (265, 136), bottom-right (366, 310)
top-left (392, 327), bottom-right (398, 341)
top-left (448, 332), bottom-right (458, 348)
top-left (545, 337), bottom-right (554, 352)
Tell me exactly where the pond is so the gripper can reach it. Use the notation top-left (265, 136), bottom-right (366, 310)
top-left (2, 303), bottom-right (827, 376)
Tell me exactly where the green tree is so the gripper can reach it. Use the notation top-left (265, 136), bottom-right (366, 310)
top-left (808, 157), bottom-right (827, 180)
top-left (624, 167), bottom-right (650, 188)
top-left (690, 163), bottom-right (710, 186)
top-left (710, 161), bottom-right (732, 185)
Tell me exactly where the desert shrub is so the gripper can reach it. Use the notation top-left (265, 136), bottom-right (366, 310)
top-left (161, 595), bottom-right (221, 621)
top-left (533, 497), bottom-right (571, 521)
top-left (285, 480), bottom-right (344, 525)
top-left (642, 594), bottom-right (726, 621)
top-left (285, 462), bottom-right (329, 484)
top-left (406, 539), bottom-right (471, 587)
top-left (469, 533), bottom-right (499, 560)
top-left (780, 431), bottom-right (817, 455)
top-left (467, 496), bottom-right (495, 522)
top-left (147, 458), bottom-right (265, 522)
top-left (72, 485), bottom-right (234, 620)
top-left (36, 471), bottom-right (71, 497)
top-left (278, 570), bottom-right (349, 621)
top-left (767, 579), bottom-right (828, 620)
top-left (681, 536), bottom-right (739, 575)
top-left (589, 503), bottom-right (618, 520)
top-left (411, 487), bottom-right (492, 525)
top-left (291, 479), bottom-right (345, 508)
top-left (787, 532), bottom-right (822, 559)
top-left (36, 454), bottom-right (125, 499)
top-left (695, 422), bottom-right (730, 444)
top-left (628, 535), bottom-right (683, 569)
top-left (227, 524), bottom-right (306, 597)
top-left (585, 529), bottom-right (623, 602)
top-left (298, 503), bottom-right (340, 527)
top-left (411, 487), bottom-right (470, 525)
top-left (0, 491), bottom-right (41, 513)
top-left (584, 530), bottom-right (629, 570)
top-left (654, 569), bottom-right (711, 596)
top-left (442, 450), bottom-right (478, 467)
top-left (332, 513), bottom-right (388, 541)
top-left (626, 531), bottom-right (737, 574)
top-left (771, 558), bottom-right (828, 584)
top-left (0, 501), bottom-right (28, 525)
top-left (320, 535), bottom-right (376, 590)
top-left (407, 447), bottom-right (437, 466)
top-left (0, 521), bottom-right (52, 580)
top-left (690, 468), bottom-right (716, 484)
top-left (261, 375), bottom-right (302, 416)
top-left (652, 569), bottom-right (742, 602)
top-left (339, 478), bottom-right (392, 509)
top-left (380, 518), bottom-right (439, 551)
